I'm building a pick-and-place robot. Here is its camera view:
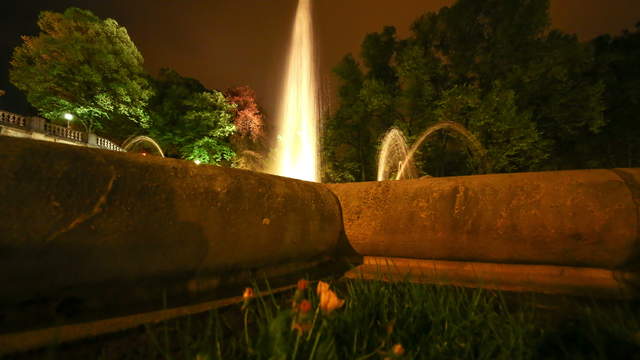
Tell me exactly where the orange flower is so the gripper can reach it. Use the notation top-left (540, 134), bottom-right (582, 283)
top-left (297, 279), bottom-right (308, 291)
top-left (316, 280), bottom-right (330, 296)
top-left (292, 299), bottom-right (313, 333)
top-left (243, 287), bottom-right (254, 299)
top-left (293, 279), bottom-right (309, 309)
top-left (298, 299), bottom-right (312, 313)
top-left (392, 344), bottom-right (405, 356)
top-left (319, 288), bottom-right (344, 314)
top-left (383, 343), bottom-right (406, 360)
top-left (241, 287), bottom-right (254, 311)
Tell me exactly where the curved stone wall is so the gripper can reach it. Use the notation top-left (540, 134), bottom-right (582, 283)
top-left (0, 136), bottom-right (343, 309)
top-left (2, 135), bottom-right (640, 329)
top-left (327, 169), bottom-right (640, 269)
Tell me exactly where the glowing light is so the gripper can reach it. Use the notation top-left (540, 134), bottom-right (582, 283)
top-left (141, 152), bottom-right (147, 156)
top-left (194, 159), bottom-right (201, 165)
top-left (63, 113), bottom-right (74, 121)
top-left (270, 0), bottom-right (318, 182)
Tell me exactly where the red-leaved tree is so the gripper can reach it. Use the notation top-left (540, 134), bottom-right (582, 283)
top-left (224, 86), bottom-right (267, 169)
top-left (225, 86), bottom-right (264, 142)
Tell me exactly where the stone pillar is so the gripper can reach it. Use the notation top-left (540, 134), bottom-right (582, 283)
top-left (87, 132), bottom-right (97, 146)
top-left (28, 117), bottom-right (45, 133)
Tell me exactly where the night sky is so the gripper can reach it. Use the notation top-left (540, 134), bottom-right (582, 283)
top-left (2, 0), bottom-right (640, 119)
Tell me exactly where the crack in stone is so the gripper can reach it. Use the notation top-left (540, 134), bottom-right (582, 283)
top-left (45, 167), bottom-right (117, 242)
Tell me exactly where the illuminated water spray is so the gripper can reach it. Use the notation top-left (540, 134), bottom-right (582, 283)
top-left (271, 0), bottom-right (318, 182)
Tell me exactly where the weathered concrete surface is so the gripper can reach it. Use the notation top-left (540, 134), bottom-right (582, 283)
top-left (345, 257), bottom-right (639, 298)
top-left (327, 169), bottom-right (640, 269)
top-left (0, 136), bottom-right (343, 318)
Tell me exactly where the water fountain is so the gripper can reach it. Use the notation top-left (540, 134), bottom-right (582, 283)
top-left (121, 135), bottom-right (165, 157)
top-left (1, 1), bottom-right (639, 354)
top-left (271, 0), bottom-right (486, 183)
top-left (270, 0), bottom-right (319, 182)
top-left (377, 128), bottom-right (418, 181)
top-left (377, 121), bottom-right (489, 181)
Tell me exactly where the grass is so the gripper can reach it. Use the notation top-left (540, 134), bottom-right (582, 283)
top-left (11, 277), bottom-right (640, 360)
top-left (132, 278), bottom-right (640, 359)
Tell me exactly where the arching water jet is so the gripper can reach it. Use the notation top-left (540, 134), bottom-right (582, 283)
top-left (122, 135), bottom-right (165, 157)
top-left (395, 121), bottom-right (489, 180)
top-left (377, 128), bottom-right (418, 181)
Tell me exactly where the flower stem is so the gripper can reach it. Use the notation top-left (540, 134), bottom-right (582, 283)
top-left (306, 306), bottom-right (321, 341)
top-left (308, 322), bottom-right (324, 360)
top-left (243, 309), bottom-right (252, 352)
top-left (291, 330), bottom-right (302, 360)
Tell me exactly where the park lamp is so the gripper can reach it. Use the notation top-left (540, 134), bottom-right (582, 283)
top-left (63, 113), bottom-right (74, 128)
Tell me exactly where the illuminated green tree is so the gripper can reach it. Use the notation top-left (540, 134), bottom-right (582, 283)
top-left (147, 69), bottom-right (236, 165)
top-left (9, 7), bottom-right (152, 136)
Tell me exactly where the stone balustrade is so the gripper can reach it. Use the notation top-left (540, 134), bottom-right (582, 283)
top-left (0, 111), bottom-right (27, 128)
top-left (0, 110), bottom-right (123, 152)
top-left (44, 122), bottom-right (85, 142)
top-left (95, 134), bottom-right (122, 152)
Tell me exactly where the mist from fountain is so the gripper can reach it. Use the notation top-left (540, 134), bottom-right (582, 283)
top-left (270, 0), bottom-right (319, 182)
top-left (122, 135), bottom-right (165, 157)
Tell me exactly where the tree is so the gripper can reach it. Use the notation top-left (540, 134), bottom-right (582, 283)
top-left (147, 69), bottom-right (236, 165)
top-left (225, 86), bottom-right (265, 143)
top-left (224, 86), bottom-right (268, 170)
top-left (407, 0), bottom-right (604, 170)
top-left (322, 55), bottom-right (369, 182)
top-left (10, 8), bottom-right (152, 137)
top-left (435, 85), bottom-right (548, 173)
top-left (589, 23), bottom-right (640, 168)
top-left (322, 28), bottom-right (399, 182)
top-left (323, 0), bottom-right (605, 181)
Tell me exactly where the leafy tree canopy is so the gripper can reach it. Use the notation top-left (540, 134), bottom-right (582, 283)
top-left (224, 85), bottom-right (269, 170)
top-left (588, 22), bottom-right (640, 168)
top-left (147, 68), bottom-right (236, 165)
top-left (10, 7), bottom-right (152, 136)
top-left (323, 0), bottom-right (608, 182)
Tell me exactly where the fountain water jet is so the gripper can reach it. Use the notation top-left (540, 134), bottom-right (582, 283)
top-left (270, 0), bottom-right (319, 182)
top-left (122, 135), bottom-right (165, 157)
top-left (377, 128), bottom-right (418, 181)
top-left (389, 121), bottom-right (489, 180)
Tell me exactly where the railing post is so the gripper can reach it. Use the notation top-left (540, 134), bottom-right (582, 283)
top-left (87, 132), bottom-right (97, 147)
top-left (28, 117), bottom-right (46, 133)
